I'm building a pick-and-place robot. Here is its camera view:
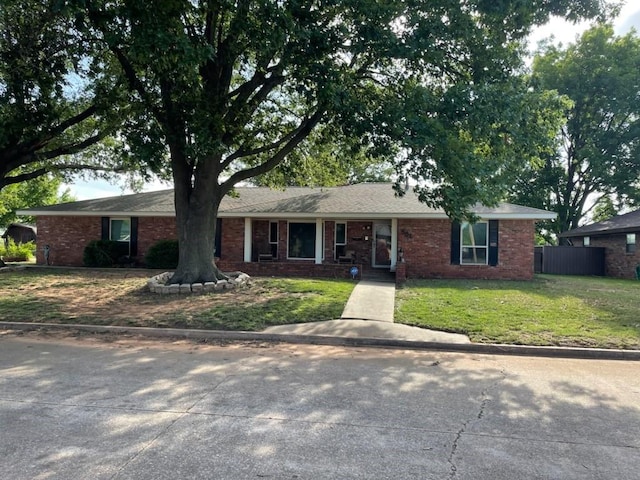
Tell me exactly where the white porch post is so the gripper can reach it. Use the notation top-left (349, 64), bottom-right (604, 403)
top-left (315, 218), bottom-right (323, 264)
top-left (244, 217), bottom-right (252, 262)
top-left (390, 218), bottom-right (398, 272)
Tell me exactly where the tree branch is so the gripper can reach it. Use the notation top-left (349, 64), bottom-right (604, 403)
top-left (221, 108), bottom-right (325, 193)
top-left (1, 162), bottom-right (125, 189)
top-left (220, 124), bottom-right (301, 170)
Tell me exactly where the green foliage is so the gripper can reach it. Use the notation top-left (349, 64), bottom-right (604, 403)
top-left (0, 239), bottom-right (35, 262)
top-left (144, 239), bottom-right (179, 269)
top-left (255, 123), bottom-right (393, 187)
top-left (0, 174), bottom-right (75, 228)
top-left (591, 196), bottom-right (619, 223)
top-left (0, 0), bottom-right (134, 192)
top-left (75, 0), bottom-right (612, 281)
top-left (510, 25), bottom-right (640, 239)
top-left (82, 240), bottom-right (127, 268)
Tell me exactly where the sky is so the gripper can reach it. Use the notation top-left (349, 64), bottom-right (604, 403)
top-left (61, 3), bottom-right (640, 201)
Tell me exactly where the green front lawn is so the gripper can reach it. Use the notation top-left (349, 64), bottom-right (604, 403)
top-left (395, 274), bottom-right (640, 349)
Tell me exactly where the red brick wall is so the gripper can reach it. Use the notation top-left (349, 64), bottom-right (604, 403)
top-left (35, 215), bottom-right (179, 266)
top-left (398, 218), bottom-right (536, 280)
top-left (35, 216), bottom-right (102, 266)
top-left (324, 221), bottom-right (335, 261)
top-left (137, 217), bottom-right (178, 258)
top-left (219, 218), bottom-right (245, 262)
top-left (590, 233), bottom-right (640, 279)
top-left (345, 221), bottom-right (373, 267)
top-left (216, 260), bottom-right (363, 280)
top-left (35, 215), bottom-right (538, 280)
top-left (252, 220), bottom-right (270, 261)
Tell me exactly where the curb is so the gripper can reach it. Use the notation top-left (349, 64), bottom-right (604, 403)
top-left (1, 321), bottom-right (639, 361)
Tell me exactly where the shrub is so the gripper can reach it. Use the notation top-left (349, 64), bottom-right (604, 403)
top-left (0, 239), bottom-right (36, 262)
top-left (83, 240), bottom-right (126, 267)
top-left (145, 239), bottom-right (179, 269)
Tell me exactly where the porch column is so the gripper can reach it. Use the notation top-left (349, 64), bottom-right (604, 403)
top-left (244, 218), bottom-right (252, 262)
top-left (315, 218), bottom-right (323, 264)
top-left (390, 218), bottom-right (398, 272)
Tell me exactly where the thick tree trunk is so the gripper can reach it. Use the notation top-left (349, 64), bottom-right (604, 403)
top-left (168, 155), bottom-right (229, 285)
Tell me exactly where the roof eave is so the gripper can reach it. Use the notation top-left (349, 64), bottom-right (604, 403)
top-left (16, 210), bottom-right (176, 217)
top-left (19, 210), bottom-right (555, 221)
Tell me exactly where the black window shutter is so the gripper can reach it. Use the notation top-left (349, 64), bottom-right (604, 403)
top-left (214, 218), bottom-right (222, 258)
top-left (450, 221), bottom-right (461, 265)
top-left (488, 220), bottom-right (499, 266)
top-left (101, 217), bottom-right (110, 240)
top-left (130, 217), bottom-right (138, 256)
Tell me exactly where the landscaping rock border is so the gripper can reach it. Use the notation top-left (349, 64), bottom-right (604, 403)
top-left (147, 271), bottom-right (251, 294)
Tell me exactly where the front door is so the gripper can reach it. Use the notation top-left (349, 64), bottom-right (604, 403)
top-left (373, 222), bottom-right (392, 268)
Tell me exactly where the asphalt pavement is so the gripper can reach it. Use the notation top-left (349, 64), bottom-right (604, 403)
top-left (1, 334), bottom-right (638, 479)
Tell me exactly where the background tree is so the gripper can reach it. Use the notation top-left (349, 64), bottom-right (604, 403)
top-left (509, 25), bottom-right (640, 242)
top-left (82, 0), bottom-right (612, 284)
top-left (254, 123), bottom-right (393, 188)
top-left (0, 175), bottom-right (75, 228)
top-left (0, 0), bottom-right (128, 192)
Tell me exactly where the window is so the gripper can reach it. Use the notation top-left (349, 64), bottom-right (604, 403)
top-left (461, 221), bottom-right (488, 265)
top-left (269, 221), bottom-right (278, 244)
top-left (627, 233), bottom-right (636, 254)
top-left (110, 218), bottom-right (130, 242)
top-left (110, 218), bottom-right (131, 256)
top-left (288, 222), bottom-right (316, 259)
top-left (269, 221), bottom-right (278, 257)
top-left (583, 236), bottom-right (590, 247)
top-left (335, 222), bottom-right (346, 258)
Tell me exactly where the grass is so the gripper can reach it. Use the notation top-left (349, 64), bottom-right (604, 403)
top-left (395, 274), bottom-right (640, 349)
top-left (4, 268), bottom-right (639, 349)
top-left (0, 268), bottom-right (355, 331)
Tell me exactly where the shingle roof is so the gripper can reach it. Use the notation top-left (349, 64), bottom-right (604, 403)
top-left (559, 209), bottom-right (640, 237)
top-left (18, 183), bottom-right (556, 220)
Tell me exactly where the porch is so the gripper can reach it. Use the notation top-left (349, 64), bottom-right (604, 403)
top-left (219, 217), bottom-right (401, 280)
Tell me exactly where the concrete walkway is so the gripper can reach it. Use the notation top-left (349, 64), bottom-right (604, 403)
top-left (340, 280), bottom-right (396, 322)
top-left (264, 279), bottom-right (471, 344)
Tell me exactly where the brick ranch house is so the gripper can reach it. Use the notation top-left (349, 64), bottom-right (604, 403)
top-left (20, 183), bottom-right (555, 281)
top-left (559, 209), bottom-right (640, 279)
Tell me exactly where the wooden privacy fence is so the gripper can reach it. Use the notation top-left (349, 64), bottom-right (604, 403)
top-left (534, 246), bottom-right (605, 276)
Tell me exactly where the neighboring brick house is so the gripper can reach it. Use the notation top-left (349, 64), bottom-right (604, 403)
top-left (559, 209), bottom-right (640, 279)
top-left (19, 183), bottom-right (555, 281)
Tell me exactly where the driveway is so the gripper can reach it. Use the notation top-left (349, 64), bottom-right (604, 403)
top-left (1, 332), bottom-right (639, 479)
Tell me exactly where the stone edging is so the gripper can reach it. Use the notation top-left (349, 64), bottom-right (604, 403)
top-left (147, 271), bottom-right (251, 294)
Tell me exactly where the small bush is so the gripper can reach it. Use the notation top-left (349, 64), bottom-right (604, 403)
top-left (0, 239), bottom-right (36, 262)
top-left (145, 239), bottom-right (179, 269)
top-left (83, 240), bottom-right (127, 268)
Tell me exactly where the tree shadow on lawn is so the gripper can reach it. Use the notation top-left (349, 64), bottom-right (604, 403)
top-left (1, 339), bottom-right (638, 479)
top-left (0, 269), bottom-right (348, 330)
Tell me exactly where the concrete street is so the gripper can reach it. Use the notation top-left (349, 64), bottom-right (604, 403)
top-left (1, 332), bottom-right (639, 479)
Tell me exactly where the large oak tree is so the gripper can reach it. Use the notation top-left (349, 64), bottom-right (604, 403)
top-left (81, 0), bottom-right (612, 283)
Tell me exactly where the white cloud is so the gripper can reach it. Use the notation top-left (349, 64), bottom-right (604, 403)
top-left (528, 4), bottom-right (640, 52)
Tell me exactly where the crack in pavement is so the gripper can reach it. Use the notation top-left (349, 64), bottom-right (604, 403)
top-left (447, 368), bottom-right (507, 479)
